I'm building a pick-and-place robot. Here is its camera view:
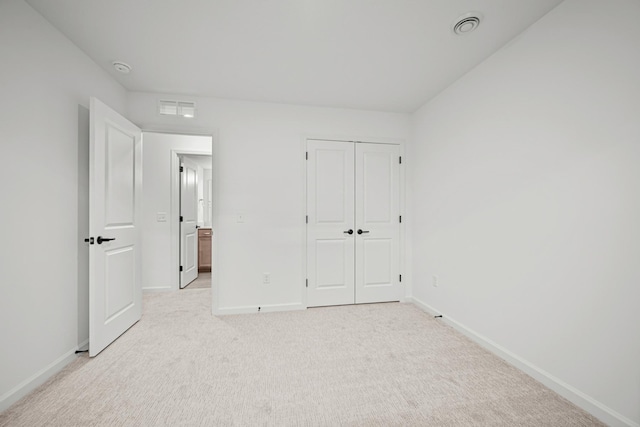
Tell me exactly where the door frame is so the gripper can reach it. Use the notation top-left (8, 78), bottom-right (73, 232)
top-left (141, 127), bottom-right (220, 315)
top-left (170, 148), bottom-right (212, 291)
top-left (300, 135), bottom-right (407, 309)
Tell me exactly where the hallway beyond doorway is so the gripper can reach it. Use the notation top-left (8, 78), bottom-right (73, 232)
top-left (184, 272), bottom-right (211, 290)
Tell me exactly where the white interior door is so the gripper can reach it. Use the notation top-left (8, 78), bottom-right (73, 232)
top-left (306, 140), bottom-right (355, 307)
top-left (355, 143), bottom-right (401, 303)
top-left (180, 157), bottom-right (199, 288)
top-left (306, 140), bottom-right (400, 307)
top-left (89, 97), bottom-right (142, 357)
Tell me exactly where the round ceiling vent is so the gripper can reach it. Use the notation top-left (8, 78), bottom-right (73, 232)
top-left (112, 61), bottom-right (132, 74)
top-left (453, 13), bottom-right (482, 35)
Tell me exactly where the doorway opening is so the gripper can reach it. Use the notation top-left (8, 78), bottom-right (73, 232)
top-left (140, 131), bottom-right (213, 294)
top-left (179, 154), bottom-right (213, 290)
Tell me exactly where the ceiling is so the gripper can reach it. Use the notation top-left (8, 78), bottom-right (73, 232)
top-left (26, 0), bottom-right (563, 113)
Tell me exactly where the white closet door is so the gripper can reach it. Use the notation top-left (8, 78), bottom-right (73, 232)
top-left (355, 143), bottom-right (401, 304)
top-left (306, 140), bottom-right (355, 307)
top-left (180, 157), bottom-right (199, 288)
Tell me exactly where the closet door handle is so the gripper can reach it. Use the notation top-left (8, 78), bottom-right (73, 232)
top-left (343, 229), bottom-right (353, 235)
top-left (357, 229), bottom-right (369, 235)
top-left (96, 236), bottom-right (116, 244)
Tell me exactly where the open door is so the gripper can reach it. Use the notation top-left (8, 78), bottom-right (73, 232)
top-left (180, 156), bottom-right (199, 288)
top-left (89, 97), bottom-right (142, 357)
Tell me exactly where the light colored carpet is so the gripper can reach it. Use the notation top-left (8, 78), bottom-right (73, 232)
top-left (0, 291), bottom-right (604, 426)
top-left (184, 272), bottom-right (211, 289)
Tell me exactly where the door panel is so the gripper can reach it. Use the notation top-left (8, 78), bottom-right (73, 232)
top-left (315, 239), bottom-right (348, 288)
top-left (104, 246), bottom-right (135, 321)
top-left (89, 97), bottom-right (142, 357)
top-left (105, 126), bottom-right (135, 225)
top-left (306, 141), bottom-right (355, 307)
top-left (315, 149), bottom-right (349, 223)
top-left (180, 157), bottom-right (199, 288)
top-left (185, 233), bottom-right (197, 272)
top-left (363, 152), bottom-right (392, 223)
top-left (355, 143), bottom-right (400, 304)
top-left (363, 239), bottom-right (392, 286)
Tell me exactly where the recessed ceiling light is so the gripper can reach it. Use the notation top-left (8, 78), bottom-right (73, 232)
top-left (453, 13), bottom-right (482, 35)
top-left (112, 61), bottom-right (132, 74)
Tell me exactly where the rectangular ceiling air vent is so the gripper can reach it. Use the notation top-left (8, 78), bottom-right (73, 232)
top-left (159, 100), bottom-right (196, 118)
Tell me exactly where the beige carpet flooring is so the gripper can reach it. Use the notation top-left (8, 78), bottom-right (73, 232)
top-left (184, 272), bottom-right (211, 289)
top-left (0, 291), bottom-right (604, 426)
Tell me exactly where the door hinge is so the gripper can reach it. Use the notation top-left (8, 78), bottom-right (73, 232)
top-left (306, 215), bottom-right (308, 224)
top-left (399, 274), bottom-right (402, 282)
top-left (399, 215), bottom-right (402, 223)
top-left (180, 216), bottom-right (184, 222)
top-left (180, 166), bottom-right (184, 172)
top-left (306, 279), bottom-right (308, 288)
top-left (180, 266), bottom-right (183, 272)
top-left (306, 151), bottom-right (308, 160)
top-left (399, 156), bottom-right (402, 164)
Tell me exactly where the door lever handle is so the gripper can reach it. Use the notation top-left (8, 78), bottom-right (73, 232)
top-left (96, 236), bottom-right (116, 244)
top-left (357, 229), bottom-right (369, 235)
top-left (343, 229), bottom-right (354, 235)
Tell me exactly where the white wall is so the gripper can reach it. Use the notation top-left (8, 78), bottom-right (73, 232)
top-left (142, 134), bottom-right (212, 291)
top-left (128, 94), bottom-right (410, 312)
top-left (0, 0), bottom-right (127, 410)
top-left (409, 0), bottom-right (640, 425)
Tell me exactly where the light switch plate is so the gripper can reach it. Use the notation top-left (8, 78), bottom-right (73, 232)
top-left (157, 212), bottom-right (167, 222)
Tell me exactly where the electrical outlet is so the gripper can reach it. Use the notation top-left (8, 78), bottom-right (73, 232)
top-left (156, 212), bottom-right (167, 222)
top-left (432, 275), bottom-right (438, 287)
top-left (263, 273), bottom-right (270, 284)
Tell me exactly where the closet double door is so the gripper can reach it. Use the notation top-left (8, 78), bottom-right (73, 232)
top-left (307, 140), bottom-right (400, 307)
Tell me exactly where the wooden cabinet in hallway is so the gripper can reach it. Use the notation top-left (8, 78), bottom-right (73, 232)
top-left (198, 228), bottom-right (212, 272)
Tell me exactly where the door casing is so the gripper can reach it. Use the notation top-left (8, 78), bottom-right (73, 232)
top-left (302, 136), bottom-right (406, 308)
top-left (168, 146), bottom-right (212, 291)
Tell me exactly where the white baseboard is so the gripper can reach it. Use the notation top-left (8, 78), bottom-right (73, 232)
top-left (214, 302), bottom-right (305, 316)
top-left (409, 297), bottom-right (638, 427)
top-left (0, 347), bottom-right (78, 413)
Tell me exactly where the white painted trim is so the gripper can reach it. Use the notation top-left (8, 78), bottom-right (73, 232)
top-left (304, 133), bottom-right (403, 146)
top-left (300, 137), bottom-right (309, 309)
top-left (0, 348), bottom-right (78, 412)
top-left (170, 147), bottom-right (212, 292)
top-left (215, 303), bottom-right (305, 316)
top-left (398, 143), bottom-right (408, 300)
top-left (408, 297), bottom-right (639, 427)
top-left (138, 128), bottom-right (219, 315)
top-left (209, 131), bottom-right (221, 316)
top-left (77, 339), bottom-right (89, 350)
